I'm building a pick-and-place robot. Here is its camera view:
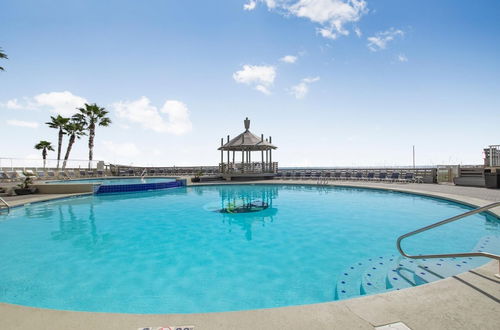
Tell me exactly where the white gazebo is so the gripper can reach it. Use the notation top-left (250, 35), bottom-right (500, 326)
top-left (218, 117), bottom-right (277, 180)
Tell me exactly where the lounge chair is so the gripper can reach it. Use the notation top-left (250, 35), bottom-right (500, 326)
top-left (79, 170), bottom-right (87, 177)
top-left (15, 170), bottom-right (27, 180)
top-left (377, 172), bottom-right (387, 181)
top-left (388, 172), bottom-right (400, 182)
top-left (60, 171), bottom-right (71, 180)
top-left (96, 169), bottom-right (104, 177)
top-left (0, 171), bottom-right (11, 182)
top-left (333, 172), bottom-right (342, 180)
top-left (87, 170), bottom-right (95, 177)
top-left (66, 170), bottom-right (77, 178)
top-left (353, 172), bottom-right (363, 180)
top-left (402, 172), bottom-right (415, 183)
top-left (46, 171), bottom-right (56, 179)
top-left (365, 172), bottom-right (375, 181)
top-left (36, 171), bottom-right (46, 180)
top-left (343, 172), bottom-right (352, 180)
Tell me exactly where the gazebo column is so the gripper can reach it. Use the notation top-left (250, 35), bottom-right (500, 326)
top-left (220, 138), bottom-right (224, 173)
top-left (241, 148), bottom-right (245, 173)
top-left (261, 134), bottom-right (264, 173)
top-left (269, 136), bottom-right (273, 172)
top-left (261, 150), bottom-right (264, 172)
top-left (265, 146), bottom-right (269, 172)
top-left (227, 135), bottom-right (230, 173)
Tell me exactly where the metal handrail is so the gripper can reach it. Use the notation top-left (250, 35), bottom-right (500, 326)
top-left (0, 197), bottom-right (10, 213)
top-left (397, 201), bottom-right (500, 261)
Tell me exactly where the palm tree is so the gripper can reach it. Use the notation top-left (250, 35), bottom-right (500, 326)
top-left (0, 47), bottom-right (7, 71)
top-left (34, 141), bottom-right (55, 169)
top-left (61, 119), bottom-right (86, 170)
top-left (75, 103), bottom-right (112, 168)
top-left (46, 115), bottom-right (70, 169)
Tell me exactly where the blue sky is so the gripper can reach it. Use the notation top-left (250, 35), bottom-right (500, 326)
top-left (1, 0), bottom-right (499, 167)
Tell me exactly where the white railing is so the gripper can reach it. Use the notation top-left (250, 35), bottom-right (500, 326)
top-left (219, 162), bottom-right (278, 174)
top-left (0, 157), bottom-right (104, 171)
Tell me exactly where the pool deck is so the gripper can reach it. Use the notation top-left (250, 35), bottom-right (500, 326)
top-left (1, 180), bottom-right (499, 330)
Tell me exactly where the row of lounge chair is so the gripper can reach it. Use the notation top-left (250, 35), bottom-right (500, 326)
top-left (275, 171), bottom-right (421, 183)
top-left (0, 169), bottom-right (106, 182)
top-left (117, 168), bottom-right (218, 176)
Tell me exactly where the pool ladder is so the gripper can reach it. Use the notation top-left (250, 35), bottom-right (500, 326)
top-left (0, 197), bottom-right (10, 213)
top-left (397, 201), bottom-right (500, 278)
top-left (140, 168), bottom-right (147, 178)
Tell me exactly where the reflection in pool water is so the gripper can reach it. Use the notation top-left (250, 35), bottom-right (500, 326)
top-left (216, 186), bottom-right (278, 240)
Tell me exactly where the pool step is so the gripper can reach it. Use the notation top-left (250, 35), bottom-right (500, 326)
top-left (335, 236), bottom-right (500, 300)
top-left (473, 235), bottom-right (500, 254)
top-left (335, 260), bottom-right (364, 300)
top-left (361, 255), bottom-right (398, 295)
top-left (335, 258), bottom-right (373, 300)
top-left (386, 258), bottom-right (441, 291)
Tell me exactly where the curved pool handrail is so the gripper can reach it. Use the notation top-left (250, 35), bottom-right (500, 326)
top-left (397, 201), bottom-right (500, 261)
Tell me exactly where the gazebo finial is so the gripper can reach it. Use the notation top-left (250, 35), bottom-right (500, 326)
top-left (244, 117), bottom-right (250, 131)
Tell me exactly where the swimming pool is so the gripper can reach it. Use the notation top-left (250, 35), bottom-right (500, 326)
top-left (0, 184), bottom-right (498, 313)
top-left (46, 177), bottom-right (175, 185)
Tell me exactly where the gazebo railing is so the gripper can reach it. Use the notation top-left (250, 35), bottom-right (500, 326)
top-left (220, 162), bottom-right (278, 174)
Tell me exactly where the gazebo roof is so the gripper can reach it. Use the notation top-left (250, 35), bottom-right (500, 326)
top-left (218, 118), bottom-right (277, 151)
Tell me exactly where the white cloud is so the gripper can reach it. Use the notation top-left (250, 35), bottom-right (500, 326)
top-left (291, 82), bottom-right (309, 99)
top-left (102, 141), bottom-right (141, 157)
top-left (1, 91), bottom-right (87, 115)
top-left (354, 26), bottom-right (362, 37)
top-left (2, 99), bottom-right (24, 109)
top-left (290, 76), bottom-right (320, 99)
top-left (0, 97), bottom-right (38, 110)
top-left (112, 96), bottom-right (192, 135)
top-left (160, 100), bottom-right (193, 135)
top-left (233, 64), bottom-right (276, 94)
top-left (280, 55), bottom-right (298, 63)
top-left (303, 76), bottom-right (320, 83)
top-left (246, 0), bottom-right (368, 40)
top-left (255, 85), bottom-right (272, 95)
top-left (33, 91), bottom-right (88, 116)
top-left (397, 54), bottom-right (408, 62)
top-left (367, 28), bottom-right (404, 51)
top-left (6, 119), bottom-right (39, 128)
top-left (244, 0), bottom-right (257, 10)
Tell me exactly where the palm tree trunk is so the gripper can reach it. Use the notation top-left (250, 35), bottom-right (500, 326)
top-left (62, 135), bottom-right (75, 170)
top-left (42, 148), bottom-right (47, 169)
top-left (57, 128), bottom-right (63, 169)
top-left (88, 124), bottom-right (95, 169)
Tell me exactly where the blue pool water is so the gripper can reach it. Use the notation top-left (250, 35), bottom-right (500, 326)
top-left (46, 177), bottom-right (175, 185)
top-left (0, 184), bottom-right (498, 314)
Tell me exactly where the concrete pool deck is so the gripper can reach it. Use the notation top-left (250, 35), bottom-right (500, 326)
top-left (1, 180), bottom-right (499, 330)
